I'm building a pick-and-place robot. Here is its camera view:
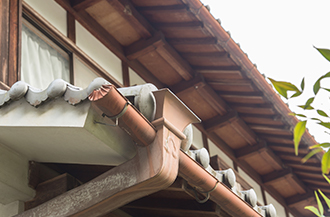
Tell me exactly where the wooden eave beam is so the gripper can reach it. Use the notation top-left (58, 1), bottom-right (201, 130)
top-left (136, 5), bottom-right (188, 12)
top-left (154, 21), bottom-right (203, 29)
top-left (235, 140), bottom-right (267, 159)
top-left (262, 168), bottom-right (293, 185)
top-left (70, 0), bottom-right (103, 11)
top-left (167, 37), bottom-right (218, 45)
top-left (106, 0), bottom-right (154, 39)
top-left (286, 191), bottom-right (314, 207)
top-left (125, 32), bottom-right (194, 80)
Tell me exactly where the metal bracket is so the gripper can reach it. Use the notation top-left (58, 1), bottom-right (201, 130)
top-left (193, 181), bottom-right (219, 203)
top-left (94, 101), bottom-right (130, 127)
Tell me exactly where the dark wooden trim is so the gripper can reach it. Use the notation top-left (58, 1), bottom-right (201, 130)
top-left (67, 11), bottom-right (75, 43)
top-left (260, 186), bottom-right (267, 205)
top-left (0, 0), bottom-right (10, 85)
top-left (8, 0), bottom-right (22, 86)
top-left (167, 37), bottom-right (217, 45)
top-left (0, 81), bottom-right (9, 90)
top-left (122, 61), bottom-right (129, 87)
top-left (0, 0), bottom-right (21, 87)
top-left (202, 132), bottom-right (209, 152)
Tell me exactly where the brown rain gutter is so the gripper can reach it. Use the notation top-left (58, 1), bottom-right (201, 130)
top-left (16, 85), bottom-right (259, 217)
top-left (15, 86), bottom-right (198, 217)
top-left (183, 0), bottom-right (318, 151)
top-left (179, 151), bottom-right (262, 217)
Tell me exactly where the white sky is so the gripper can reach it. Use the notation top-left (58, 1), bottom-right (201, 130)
top-left (201, 0), bottom-right (330, 143)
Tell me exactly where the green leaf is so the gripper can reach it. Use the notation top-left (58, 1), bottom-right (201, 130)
top-left (294, 121), bottom-right (306, 156)
top-left (318, 190), bottom-right (330, 209)
top-left (310, 143), bottom-right (330, 149)
top-left (318, 122), bottom-right (330, 129)
top-left (298, 105), bottom-right (314, 110)
top-left (313, 79), bottom-right (321, 95)
top-left (268, 78), bottom-right (299, 99)
top-left (322, 87), bottom-right (330, 92)
top-left (301, 77), bottom-right (305, 91)
top-left (305, 206), bottom-right (321, 216)
top-left (315, 47), bottom-right (330, 62)
top-left (302, 148), bottom-right (323, 163)
top-left (321, 71), bottom-right (330, 78)
top-left (322, 149), bottom-right (330, 174)
top-left (323, 174), bottom-right (330, 184)
top-left (311, 117), bottom-right (322, 122)
top-left (305, 97), bottom-right (315, 107)
top-left (291, 91), bottom-right (302, 98)
top-left (315, 191), bottom-right (324, 216)
top-left (289, 112), bottom-right (307, 118)
top-left (317, 109), bottom-right (329, 117)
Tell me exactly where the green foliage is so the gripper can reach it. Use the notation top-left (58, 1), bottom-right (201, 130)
top-left (269, 47), bottom-right (330, 216)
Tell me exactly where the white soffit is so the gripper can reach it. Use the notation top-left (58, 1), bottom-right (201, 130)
top-left (0, 79), bottom-right (136, 166)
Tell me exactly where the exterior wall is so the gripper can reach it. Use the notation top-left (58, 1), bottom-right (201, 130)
top-left (75, 21), bottom-right (122, 85)
top-left (238, 167), bottom-right (264, 206)
top-left (208, 139), bottom-right (234, 168)
top-left (0, 143), bottom-right (35, 205)
top-left (24, 0), bottom-right (67, 35)
top-left (192, 125), bottom-right (203, 149)
top-left (0, 201), bottom-right (24, 217)
top-left (129, 68), bottom-right (145, 86)
top-left (265, 192), bottom-right (286, 217)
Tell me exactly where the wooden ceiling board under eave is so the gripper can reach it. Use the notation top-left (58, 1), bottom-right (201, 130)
top-left (266, 176), bottom-right (306, 198)
top-left (213, 125), bottom-right (249, 149)
top-left (137, 6), bottom-right (198, 23)
top-left (176, 89), bottom-right (220, 121)
top-left (85, 0), bottom-right (142, 46)
top-left (137, 50), bottom-right (183, 86)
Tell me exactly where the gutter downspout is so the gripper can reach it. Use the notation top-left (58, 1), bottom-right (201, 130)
top-left (15, 86), bottom-right (198, 217)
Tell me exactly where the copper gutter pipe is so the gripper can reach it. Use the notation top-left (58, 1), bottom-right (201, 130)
top-left (16, 87), bottom-right (259, 217)
top-left (89, 84), bottom-right (156, 146)
top-left (179, 151), bottom-right (262, 217)
top-left (15, 88), bottom-right (198, 217)
top-left (183, 0), bottom-right (318, 152)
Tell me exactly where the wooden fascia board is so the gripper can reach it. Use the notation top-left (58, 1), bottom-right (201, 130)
top-left (126, 32), bottom-right (194, 80)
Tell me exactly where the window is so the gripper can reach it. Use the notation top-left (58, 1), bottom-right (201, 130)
top-left (21, 20), bottom-right (70, 89)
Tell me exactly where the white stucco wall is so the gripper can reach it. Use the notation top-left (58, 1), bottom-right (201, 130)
top-left (24, 0), bottom-right (67, 36)
top-left (0, 201), bottom-right (24, 217)
top-left (0, 143), bottom-right (35, 205)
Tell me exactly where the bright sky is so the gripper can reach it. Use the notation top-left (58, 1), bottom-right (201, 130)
top-left (201, 1), bottom-right (330, 143)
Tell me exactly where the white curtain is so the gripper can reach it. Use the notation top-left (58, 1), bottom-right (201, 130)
top-left (21, 24), bottom-right (70, 90)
